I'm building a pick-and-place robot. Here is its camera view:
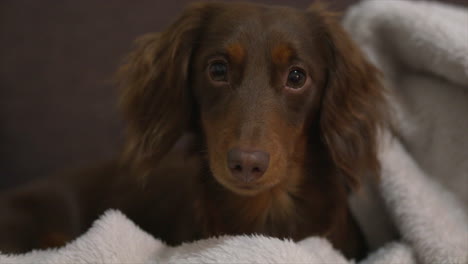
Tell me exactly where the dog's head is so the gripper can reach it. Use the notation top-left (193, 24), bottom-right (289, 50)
top-left (119, 2), bottom-right (385, 196)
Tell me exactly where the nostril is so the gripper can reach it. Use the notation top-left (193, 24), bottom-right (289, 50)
top-left (252, 167), bottom-right (261, 173)
top-left (233, 164), bottom-right (243, 172)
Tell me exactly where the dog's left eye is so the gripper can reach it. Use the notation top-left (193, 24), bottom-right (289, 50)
top-left (209, 61), bottom-right (228, 82)
top-left (286, 68), bottom-right (307, 89)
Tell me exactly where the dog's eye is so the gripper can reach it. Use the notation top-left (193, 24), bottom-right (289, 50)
top-left (286, 69), bottom-right (306, 89)
top-left (209, 61), bottom-right (228, 82)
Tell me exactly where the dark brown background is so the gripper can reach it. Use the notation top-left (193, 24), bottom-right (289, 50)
top-left (1, 0), bottom-right (465, 189)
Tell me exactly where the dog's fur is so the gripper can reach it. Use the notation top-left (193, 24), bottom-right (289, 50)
top-left (0, 2), bottom-right (386, 260)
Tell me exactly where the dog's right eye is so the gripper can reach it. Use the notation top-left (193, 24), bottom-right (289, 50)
top-left (208, 61), bottom-right (228, 82)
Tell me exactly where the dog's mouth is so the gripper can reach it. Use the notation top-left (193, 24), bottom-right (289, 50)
top-left (203, 127), bottom-right (289, 196)
top-left (225, 183), bottom-right (269, 196)
top-left (215, 173), bottom-right (282, 196)
top-left (205, 142), bottom-right (288, 196)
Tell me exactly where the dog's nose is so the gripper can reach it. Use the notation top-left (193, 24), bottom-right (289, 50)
top-left (227, 148), bottom-right (270, 182)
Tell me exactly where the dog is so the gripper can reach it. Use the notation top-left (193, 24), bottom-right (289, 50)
top-left (0, 2), bottom-right (386, 260)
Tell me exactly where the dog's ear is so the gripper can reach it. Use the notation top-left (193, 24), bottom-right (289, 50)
top-left (308, 4), bottom-right (386, 189)
top-left (118, 3), bottom-right (212, 175)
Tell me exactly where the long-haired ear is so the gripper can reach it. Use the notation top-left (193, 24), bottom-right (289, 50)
top-left (308, 4), bottom-right (387, 189)
top-left (118, 3), bottom-right (212, 175)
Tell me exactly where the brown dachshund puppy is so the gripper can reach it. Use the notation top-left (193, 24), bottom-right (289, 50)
top-left (0, 2), bottom-right (386, 260)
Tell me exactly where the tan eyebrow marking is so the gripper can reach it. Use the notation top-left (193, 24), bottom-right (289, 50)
top-left (226, 43), bottom-right (245, 64)
top-left (272, 44), bottom-right (293, 65)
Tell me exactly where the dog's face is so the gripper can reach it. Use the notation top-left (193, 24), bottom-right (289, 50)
top-left (120, 2), bottom-right (385, 196)
top-left (191, 5), bottom-right (327, 195)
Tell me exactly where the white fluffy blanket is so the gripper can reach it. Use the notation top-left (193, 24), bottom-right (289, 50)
top-left (1, 0), bottom-right (467, 263)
